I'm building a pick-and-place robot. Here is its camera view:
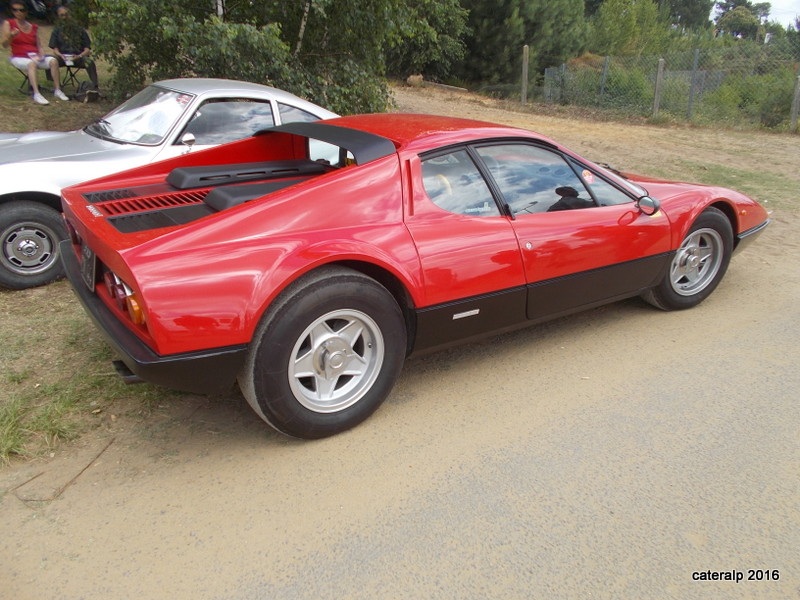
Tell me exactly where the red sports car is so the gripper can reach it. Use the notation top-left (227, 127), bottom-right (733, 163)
top-left (60, 114), bottom-right (769, 438)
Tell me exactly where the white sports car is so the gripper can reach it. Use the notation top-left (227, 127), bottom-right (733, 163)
top-left (0, 78), bottom-right (338, 289)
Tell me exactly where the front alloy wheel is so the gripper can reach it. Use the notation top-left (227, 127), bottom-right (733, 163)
top-left (669, 227), bottom-right (725, 297)
top-left (642, 206), bottom-right (733, 311)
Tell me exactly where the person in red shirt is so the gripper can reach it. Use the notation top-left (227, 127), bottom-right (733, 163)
top-left (1, 1), bottom-right (69, 105)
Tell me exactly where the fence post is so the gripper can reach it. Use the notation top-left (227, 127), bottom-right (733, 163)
top-left (791, 76), bottom-right (800, 133)
top-left (521, 45), bottom-right (529, 105)
top-left (687, 49), bottom-right (700, 121)
top-left (653, 58), bottom-right (665, 118)
top-left (599, 56), bottom-right (610, 100)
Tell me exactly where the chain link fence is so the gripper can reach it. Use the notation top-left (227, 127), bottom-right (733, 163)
top-left (539, 42), bottom-right (800, 131)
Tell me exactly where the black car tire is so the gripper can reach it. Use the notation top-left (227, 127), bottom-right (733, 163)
top-left (0, 201), bottom-right (66, 290)
top-left (239, 266), bottom-right (406, 439)
top-left (643, 206), bottom-right (733, 311)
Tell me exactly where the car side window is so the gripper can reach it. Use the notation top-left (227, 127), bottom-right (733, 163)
top-left (573, 165), bottom-right (634, 206)
top-left (475, 144), bottom-right (596, 215)
top-left (421, 150), bottom-right (501, 217)
top-left (180, 99), bottom-right (275, 145)
top-left (277, 102), bottom-right (321, 124)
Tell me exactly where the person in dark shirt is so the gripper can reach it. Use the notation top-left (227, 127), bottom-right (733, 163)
top-left (48, 4), bottom-right (99, 89)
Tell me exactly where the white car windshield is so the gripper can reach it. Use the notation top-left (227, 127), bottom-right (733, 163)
top-left (85, 86), bottom-right (195, 145)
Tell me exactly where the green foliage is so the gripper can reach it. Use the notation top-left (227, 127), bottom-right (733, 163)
top-left (588, 0), bottom-right (675, 56)
top-left (716, 5), bottom-right (761, 38)
top-left (599, 63), bottom-right (654, 109)
top-left (663, 0), bottom-right (715, 29)
top-left (385, 0), bottom-right (468, 80)
top-left (457, 0), bottom-right (588, 83)
top-left (698, 66), bottom-right (797, 127)
top-left (715, 1), bottom-right (772, 23)
top-left (89, 0), bottom-right (405, 113)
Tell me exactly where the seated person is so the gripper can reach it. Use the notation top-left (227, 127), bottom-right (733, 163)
top-left (48, 4), bottom-right (99, 90)
top-left (1, 1), bottom-right (69, 105)
top-left (547, 186), bottom-right (596, 212)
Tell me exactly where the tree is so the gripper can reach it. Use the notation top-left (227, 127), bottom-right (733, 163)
top-left (588, 0), bottom-right (673, 55)
top-left (385, 0), bottom-right (469, 80)
top-left (662, 0), bottom-right (715, 29)
top-left (457, 0), bottom-right (588, 83)
top-left (715, 1), bottom-right (772, 23)
top-left (716, 5), bottom-right (761, 37)
top-left (87, 0), bottom-right (413, 113)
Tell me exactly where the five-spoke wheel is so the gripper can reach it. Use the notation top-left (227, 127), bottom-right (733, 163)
top-left (643, 207), bottom-right (733, 310)
top-left (239, 266), bottom-right (406, 439)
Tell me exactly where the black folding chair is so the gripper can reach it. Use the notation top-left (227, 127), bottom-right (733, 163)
top-left (61, 64), bottom-right (87, 89)
top-left (16, 69), bottom-right (32, 94)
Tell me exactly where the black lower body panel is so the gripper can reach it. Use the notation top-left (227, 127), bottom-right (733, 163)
top-left (734, 219), bottom-right (769, 255)
top-left (60, 240), bottom-right (247, 395)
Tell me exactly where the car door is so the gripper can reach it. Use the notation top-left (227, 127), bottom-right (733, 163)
top-left (472, 143), bottom-right (672, 321)
top-left (405, 150), bottom-right (528, 350)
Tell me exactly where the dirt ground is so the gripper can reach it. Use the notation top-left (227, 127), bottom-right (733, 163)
top-left (1, 85), bottom-right (798, 599)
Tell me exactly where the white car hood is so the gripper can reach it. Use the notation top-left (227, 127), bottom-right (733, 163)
top-left (0, 129), bottom-right (164, 196)
top-left (0, 129), bottom-right (155, 164)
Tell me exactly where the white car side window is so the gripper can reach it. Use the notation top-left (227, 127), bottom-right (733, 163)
top-left (180, 99), bottom-right (276, 146)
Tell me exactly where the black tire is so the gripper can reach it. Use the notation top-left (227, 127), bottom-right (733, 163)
top-left (642, 206), bottom-right (733, 311)
top-left (239, 266), bottom-right (407, 439)
top-left (0, 200), bottom-right (67, 290)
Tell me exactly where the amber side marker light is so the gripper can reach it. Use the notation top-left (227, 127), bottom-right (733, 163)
top-left (125, 295), bottom-right (146, 326)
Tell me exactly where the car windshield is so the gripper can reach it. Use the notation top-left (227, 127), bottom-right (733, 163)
top-left (85, 86), bottom-right (195, 145)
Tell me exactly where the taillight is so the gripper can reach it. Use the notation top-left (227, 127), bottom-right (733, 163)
top-left (103, 271), bottom-right (128, 310)
top-left (103, 270), bottom-right (146, 326)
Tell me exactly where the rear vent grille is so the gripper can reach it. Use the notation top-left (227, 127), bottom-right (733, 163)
top-left (93, 190), bottom-right (210, 217)
top-left (83, 188), bottom-right (139, 203)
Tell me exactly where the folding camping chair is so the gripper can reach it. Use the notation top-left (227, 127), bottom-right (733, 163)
top-left (60, 64), bottom-right (87, 90)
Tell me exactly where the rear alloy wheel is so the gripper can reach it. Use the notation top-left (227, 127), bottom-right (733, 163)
top-left (0, 201), bottom-right (66, 290)
top-left (643, 207), bottom-right (733, 310)
top-left (239, 266), bottom-right (406, 439)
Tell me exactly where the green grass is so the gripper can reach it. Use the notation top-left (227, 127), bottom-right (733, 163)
top-left (0, 41), bottom-right (184, 464)
top-left (0, 283), bottom-right (174, 464)
top-left (678, 162), bottom-right (794, 201)
top-left (0, 26), bottom-right (114, 133)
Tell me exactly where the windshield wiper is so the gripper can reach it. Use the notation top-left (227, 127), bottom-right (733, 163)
top-left (92, 118), bottom-right (111, 131)
top-left (85, 118), bottom-right (119, 142)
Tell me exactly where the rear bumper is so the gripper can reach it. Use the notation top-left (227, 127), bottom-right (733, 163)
top-left (60, 240), bottom-right (247, 395)
top-left (734, 219), bottom-right (769, 255)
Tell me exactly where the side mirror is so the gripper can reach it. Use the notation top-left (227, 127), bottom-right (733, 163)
top-left (181, 132), bottom-right (196, 148)
top-left (636, 195), bottom-right (660, 216)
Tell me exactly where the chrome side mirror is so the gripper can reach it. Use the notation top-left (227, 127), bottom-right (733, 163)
top-left (636, 195), bottom-right (660, 215)
top-left (181, 132), bottom-right (196, 148)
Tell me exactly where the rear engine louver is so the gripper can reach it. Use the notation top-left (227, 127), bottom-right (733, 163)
top-left (83, 188), bottom-right (139, 203)
top-left (92, 190), bottom-right (209, 217)
top-left (83, 189), bottom-right (215, 233)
